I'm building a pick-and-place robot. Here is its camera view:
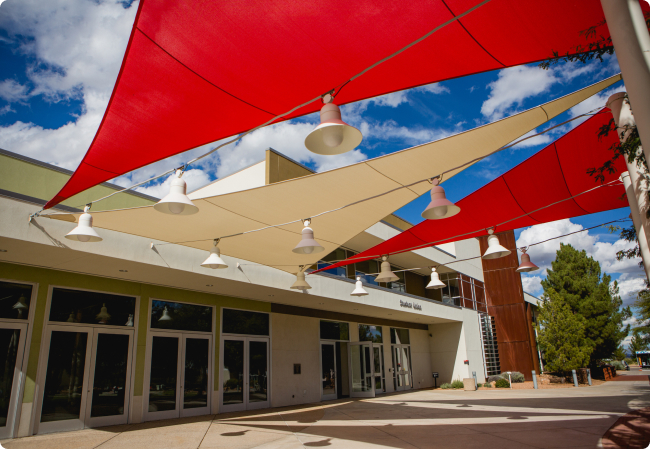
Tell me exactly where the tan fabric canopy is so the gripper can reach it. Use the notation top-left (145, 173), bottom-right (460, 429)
top-left (47, 75), bottom-right (621, 274)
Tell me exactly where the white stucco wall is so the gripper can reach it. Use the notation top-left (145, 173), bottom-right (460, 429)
top-left (188, 161), bottom-right (266, 199)
top-left (409, 329), bottom-right (434, 389)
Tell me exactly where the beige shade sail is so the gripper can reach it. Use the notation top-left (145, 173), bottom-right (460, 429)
top-left (46, 74), bottom-right (621, 274)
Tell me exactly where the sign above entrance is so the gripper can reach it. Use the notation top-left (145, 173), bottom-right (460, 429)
top-left (399, 300), bottom-right (422, 311)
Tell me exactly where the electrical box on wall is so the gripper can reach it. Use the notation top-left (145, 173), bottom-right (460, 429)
top-left (294, 364), bottom-right (301, 374)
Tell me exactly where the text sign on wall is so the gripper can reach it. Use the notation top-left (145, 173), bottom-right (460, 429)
top-left (399, 300), bottom-right (422, 311)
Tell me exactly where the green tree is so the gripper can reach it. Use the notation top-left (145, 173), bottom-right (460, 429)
top-left (629, 328), bottom-right (648, 356)
top-left (536, 288), bottom-right (592, 372)
top-left (541, 244), bottom-right (631, 365)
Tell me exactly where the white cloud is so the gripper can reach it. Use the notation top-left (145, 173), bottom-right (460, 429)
top-left (614, 273), bottom-right (646, 307)
top-left (521, 274), bottom-right (543, 296)
top-left (0, 104), bottom-right (15, 116)
top-left (0, 79), bottom-right (29, 103)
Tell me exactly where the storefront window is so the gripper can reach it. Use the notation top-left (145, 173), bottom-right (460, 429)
top-left (358, 324), bottom-right (383, 343)
top-left (390, 328), bottom-right (410, 345)
top-left (0, 281), bottom-right (32, 320)
top-left (317, 249), bottom-right (348, 278)
top-left (50, 288), bottom-right (135, 326)
top-left (355, 260), bottom-right (379, 286)
top-left (151, 300), bottom-right (212, 332)
top-left (320, 320), bottom-right (349, 340)
top-left (222, 308), bottom-right (268, 336)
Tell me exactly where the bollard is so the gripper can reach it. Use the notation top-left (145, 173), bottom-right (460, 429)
top-left (532, 370), bottom-right (538, 389)
top-left (587, 369), bottom-right (592, 386)
top-left (472, 371), bottom-right (478, 390)
top-left (572, 369), bottom-right (579, 387)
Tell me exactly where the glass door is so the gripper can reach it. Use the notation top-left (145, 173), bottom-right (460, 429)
top-left (221, 337), bottom-right (269, 412)
top-left (0, 322), bottom-right (27, 439)
top-left (320, 343), bottom-right (337, 401)
top-left (37, 326), bottom-right (133, 434)
top-left (145, 333), bottom-right (212, 421)
top-left (349, 342), bottom-right (374, 398)
top-left (373, 345), bottom-right (384, 394)
top-left (392, 345), bottom-right (412, 392)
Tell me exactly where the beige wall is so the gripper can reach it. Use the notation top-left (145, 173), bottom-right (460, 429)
top-left (428, 322), bottom-right (468, 384)
top-left (410, 329), bottom-right (434, 389)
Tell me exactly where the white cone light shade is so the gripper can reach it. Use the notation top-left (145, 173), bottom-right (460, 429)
top-left (305, 103), bottom-right (362, 155)
top-left (96, 303), bottom-right (111, 324)
top-left (201, 245), bottom-right (228, 269)
top-left (292, 224), bottom-right (325, 254)
top-left (375, 257), bottom-right (399, 283)
top-left (351, 277), bottom-right (369, 296)
top-left (421, 185), bottom-right (460, 220)
top-left (426, 268), bottom-right (445, 289)
top-left (153, 174), bottom-right (199, 215)
top-left (291, 272), bottom-right (312, 290)
top-left (482, 230), bottom-right (511, 260)
top-left (65, 211), bottom-right (102, 242)
top-left (158, 306), bottom-right (172, 321)
top-left (516, 252), bottom-right (539, 272)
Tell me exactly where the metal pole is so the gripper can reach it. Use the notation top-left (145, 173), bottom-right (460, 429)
top-left (572, 370), bottom-right (579, 387)
top-left (601, 0), bottom-right (650, 161)
top-left (532, 370), bottom-right (538, 389)
top-left (587, 369), bottom-right (592, 386)
top-left (472, 371), bottom-right (478, 390)
top-left (608, 93), bottom-right (650, 283)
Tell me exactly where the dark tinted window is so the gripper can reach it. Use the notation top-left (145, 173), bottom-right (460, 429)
top-left (359, 324), bottom-right (382, 343)
top-left (0, 281), bottom-right (32, 320)
top-left (320, 321), bottom-right (349, 340)
top-left (151, 300), bottom-right (212, 332)
top-left (222, 309), bottom-right (269, 336)
top-left (50, 288), bottom-right (135, 326)
top-left (390, 328), bottom-right (410, 345)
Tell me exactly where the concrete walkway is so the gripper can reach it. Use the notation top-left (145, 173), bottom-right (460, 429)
top-left (5, 380), bottom-right (650, 449)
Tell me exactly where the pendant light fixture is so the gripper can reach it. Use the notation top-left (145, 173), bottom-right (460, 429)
top-left (158, 306), bottom-right (172, 321)
top-left (96, 303), bottom-right (111, 324)
top-left (516, 248), bottom-right (540, 273)
top-left (421, 178), bottom-right (460, 220)
top-left (351, 277), bottom-right (369, 296)
top-left (292, 219), bottom-right (325, 255)
top-left (66, 312), bottom-right (75, 323)
top-left (290, 269), bottom-right (312, 290)
top-left (426, 267), bottom-right (446, 289)
top-left (482, 228), bottom-right (511, 260)
top-left (304, 94), bottom-right (362, 155)
top-left (12, 295), bottom-right (28, 318)
top-left (65, 205), bottom-right (102, 242)
top-left (125, 314), bottom-right (134, 327)
top-left (201, 239), bottom-right (228, 269)
top-left (153, 170), bottom-right (199, 215)
top-left (375, 256), bottom-right (399, 283)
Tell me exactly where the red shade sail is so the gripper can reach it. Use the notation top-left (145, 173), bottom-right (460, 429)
top-left (43, 0), bottom-right (623, 209)
top-left (313, 111), bottom-right (629, 273)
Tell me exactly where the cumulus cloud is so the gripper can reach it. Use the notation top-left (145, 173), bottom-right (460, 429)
top-left (521, 274), bottom-right (543, 296)
top-left (0, 79), bottom-right (29, 103)
top-left (614, 272), bottom-right (647, 308)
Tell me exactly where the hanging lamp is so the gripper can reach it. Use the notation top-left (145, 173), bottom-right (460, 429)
top-left (65, 205), bottom-right (102, 242)
top-left (96, 303), bottom-right (111, 324)
top-left (125, 314), bottom-right (134, 327)
top-left (290, 270), bottom-right (312, 290)
top-left (375, 256), bottom-right (399, 283)
top-left (304, 94), bottom-right (362, 155)
top-left (153, 170), bottom-right (199, 215)
top-left (158, 306), bottom-right (172, 321)
top-left (426, 267), bottom-right (446, 289)
top-left (516, 248), bottom-right (540, 273)
top-left (201, 239), bottom-right (228, 269)
top-left (292, 219), bottom-right (325, 255)
top-left (482, 229), bottom-right (511, 260)
top-left (421, 179), bottom-right (460, 220)
top-left (12, 295), bottom-right (28, 318)
top-left (351, 277), bottom-right (369, 296)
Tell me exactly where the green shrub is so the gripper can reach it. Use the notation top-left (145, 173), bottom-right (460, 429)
top-left (487, 375), bottom-right (504, 383)
top-left (482, 382), bottom-right (492, 388)
top-left (451, 379), bottom-right (465, 389)
top-left (495, 378), bottom-right (510, 388)
top-left (440, 383), bottom-right (452, 389)
top-left (500, 371), bottom-right (525, 383)
top-left (611, 361), bottom-right (625, 370)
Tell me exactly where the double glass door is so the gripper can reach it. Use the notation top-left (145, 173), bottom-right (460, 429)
top-left (321, 343), bottom-right (337, 401)
top-left (37, 325), bottom-right (133, 434)
top-left (221, 336), bottom-right (269, 412)
top-left (350, 342), bottom-right (384, 398)
top-left (0, 322), bottom-right (27, 439)
top-left (145, 333), bottom-right (212, 421)
top-left (392, 345), bottom-right (412, 391)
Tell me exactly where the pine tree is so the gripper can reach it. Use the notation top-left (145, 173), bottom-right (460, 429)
top-left (541, 243), bottom-right (630, 366)
top-left (629, 329), bottom-right (648, 355)
top-left (536, 288), bottom-right (592, 372)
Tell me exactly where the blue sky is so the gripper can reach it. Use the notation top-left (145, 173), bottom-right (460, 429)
top-left (0, 0), bottom-right (643, 324)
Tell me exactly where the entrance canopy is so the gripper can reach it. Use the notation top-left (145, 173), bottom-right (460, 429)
top-left (45, 0), bottom-right (619, 209)
top-left (313, 110), bottom-right (628, 274)
top-left (45, 77), bottom-right (620, 275)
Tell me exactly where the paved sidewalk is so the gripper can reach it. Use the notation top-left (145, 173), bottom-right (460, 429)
top-left (5, 380), bottom-right (650, 449)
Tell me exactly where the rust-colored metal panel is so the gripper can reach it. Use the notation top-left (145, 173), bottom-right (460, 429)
top-left (405, 270), bottom-right (426, 298)
top-left (498, 341), bottom-right (536, 379)
top-left (526, 302), bottom-right (541, 373)
top-left (488, 303), bottom-right (530, 343)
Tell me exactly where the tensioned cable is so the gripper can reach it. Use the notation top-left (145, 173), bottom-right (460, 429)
top-left (150, 108), bottom-right (606, 247)
top-left (41, 0), bottom-right (494, 214)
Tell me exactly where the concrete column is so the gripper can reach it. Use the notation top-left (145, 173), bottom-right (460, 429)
top-left (600, 0), bottom-right (650, 162)
top-left (608, 93), bottom-right (650, 282)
